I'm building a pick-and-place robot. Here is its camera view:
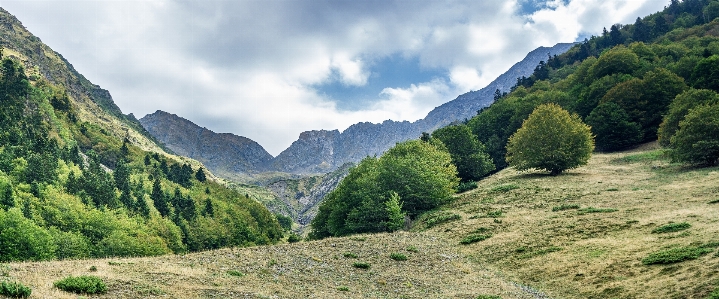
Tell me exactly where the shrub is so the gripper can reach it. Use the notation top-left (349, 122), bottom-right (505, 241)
top-left (652, 222), bottom-right (691, 233)
top-left (641, 246), bottom-right (713, 265)
top-left (506, 103), bottom-right (594, 175)
top-left (457, 181), bottom-right (478, 193)
top-left (490, 184), bottom-right (519, 193)
top-left (586, 102), bottom-right (642, 151)
top-left (670, 103), bottom-right (719, 166)
top-left (287, 233), bottom-right (302, 243)
top-left (406, 246), bottom-right (419, 253)
top-left (337, 286), bottom-right (349, 291)
top-left (431, 124), bottom-right (495, 181)
top-left (552, 204), bottom-right (580, 212)
top-left (424, 211), bottom-right (461, 228)
top-left (708, 287), bottom-right (719, 299)
top-left (0, 281), bottom-right (31, 298)
top-left (54, 275), bottom-right (107, 294)
top-left (226, 270), bottom-right (244, 277)
top-left (352, 262), bottom-right (371, 269)
top-left (460, 234), bottom-right (492, 245)
top-left (343, 252), bottom-right (358, 258)
top-left (390, 253), bottom-right (407, 261)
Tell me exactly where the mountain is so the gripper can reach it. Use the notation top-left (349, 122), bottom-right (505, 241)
top-left (268, 42), bottom-right (576, 174)
top-left (139, 43), bottom-right (575, 177)
top-left (140, 110), bottom-right (273, 181)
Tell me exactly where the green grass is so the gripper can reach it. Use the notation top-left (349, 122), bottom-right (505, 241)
top-left (476, 295), bottom-right (502, 299)
top-left (518, 246), bottom-right (563, 259)
top-left (406, 246), bottom-right (419, 253)
top-left (424, 211), bottom-right (461, 228)
top-left (578, 207), bottom-right (618, 214)
top-left (552, 204), bottom-right (580, 212)
top-left (652, 222), bottom-right (691, 233)
top-left (460, 234), bottom-right (492, 245)
top-left (641, 246), bottom-right (713, 265)
top-left (616, 149), bottom-right (668, 163)
top-left (0, 281), bottom-right (31, 298)
top-left (708, 287), bottom-right (719, 299)
top-left (490, 184), bottom-right (520, 193)
top-left (53, 275), bottom-right (107, 294)
top-left (352, 262), bottom-right (371, 269)
top-left (337, 286), bottom-right (349, 292)
top-left (227, 270), bottom-right (244, 277)
top-left (342, 252), bottom-right (358, 258)
top-left (485, 210), bottom-right (504, 218)
top-left (390, 253), bottom-right (407, 261)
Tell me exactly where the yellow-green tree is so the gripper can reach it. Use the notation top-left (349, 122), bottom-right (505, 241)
top-left (506, 103), bottom-right (594, 175)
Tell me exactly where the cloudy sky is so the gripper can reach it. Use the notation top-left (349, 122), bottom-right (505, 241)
top-left (0, 0), bottom-right (667, 155)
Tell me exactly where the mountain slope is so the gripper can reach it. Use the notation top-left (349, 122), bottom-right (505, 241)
top-left (140, 110), bottom-right (273, 180)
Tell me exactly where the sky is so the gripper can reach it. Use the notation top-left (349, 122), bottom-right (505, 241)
top-left (0, 0), bottom-right (668, 156)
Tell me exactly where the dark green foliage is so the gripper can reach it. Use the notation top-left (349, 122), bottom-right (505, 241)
top-left (54, 275), bottom-right (107, 294)
top-left (0, 281), bottom-right (31, 298)
top-left (506, 104), bottom-right (594, 175)
top-left (431, 124), bottom-right (495, 181)
top-left (337, 286), bottom-right (350, 292)
top-left (457, 181), bottom-right (478, 193)
top-left (692, 55), bottom-right (719, 90)
top-left (670, 103), bottom-right (719, 166)
top-left (275, 213), bottom-right (292, 231)
top-left (389, 253), bottom-right (407, 261)
top-left (352, 262), bottom-right (371, 269)
top-left (311, 140), bottom-right (458, 238)
top-left (195, 167), bottom-right (207, 182)
top-left (586, 102), bottom-right (642, 151)
top-left (708, 287), bottom-right (719, 299)
top-left (460, 233), bottom-right (492, 245)
top-left (552, 204), bottom-right (580, 212)
top-left (641, 246), bottom-right (713, 265)
top-left (287, 233), bottom-right (302, 243)
top-left (652, 222), bottom-right (692, 233)
top-left (151, 179), bottom-right (169, 217)
top-left (659, 89), bottom-right (719, 146)
top-left (81, 151), bottom-right (119, 208)
top-left (202, 198), bottom-right (214, 217)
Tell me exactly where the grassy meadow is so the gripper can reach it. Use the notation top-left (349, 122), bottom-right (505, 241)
top-left (3, 144), bottom-right (718, 298)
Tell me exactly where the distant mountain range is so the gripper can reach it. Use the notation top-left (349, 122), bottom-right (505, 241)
top-left (140, 42), bottom-right (575, 178)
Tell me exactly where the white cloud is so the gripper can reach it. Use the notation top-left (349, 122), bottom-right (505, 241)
top-left (0, 0), bottom-right (669, 155)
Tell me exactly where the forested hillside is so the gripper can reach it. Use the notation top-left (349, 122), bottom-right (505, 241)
top-left (0, 25), bottom-right (286, 262)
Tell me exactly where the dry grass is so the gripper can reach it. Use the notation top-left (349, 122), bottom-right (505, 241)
top-left (4, 144), bottom-right (719, 298)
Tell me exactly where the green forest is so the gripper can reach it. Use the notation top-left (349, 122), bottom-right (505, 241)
top-left (311, 0), bottom-right (719, 238)
top-left (0, 55), bottom-right (284, 262)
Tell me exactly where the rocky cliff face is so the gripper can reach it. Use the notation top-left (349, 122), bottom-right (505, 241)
top-left (139, 110), bottom-right (273, 180)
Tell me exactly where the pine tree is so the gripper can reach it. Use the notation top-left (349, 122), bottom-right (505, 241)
top-left (151, 178), bottom-right (169, 217)
top-left (195, 167), bottom-right (207, 182)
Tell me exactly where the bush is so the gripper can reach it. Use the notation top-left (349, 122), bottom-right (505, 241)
top-left (431, 124), bottom-right (495, 181)
top-left (457, 181), bottom-right (478, 193)
top-left (54, 275), bottom-right (107, 294)
top-left (652, 222), bottom-right (691, 233)
top-left (287, 233), bottom-right (302, 243)
top-left (506, 104), bottom-right (594, 175)
top-left (0, 281), bottom-right (31, 298)
top-left (670, 103), bottom-right (719, 166)
top-left (352, 262), bottom-right (371, 269)
top-left (390, 253), bottom-right (407, 261)
top-left (552, 204), bottom-right (580, 212)
top-left (641, 246), bottom-right (713, 265)
top-left (460, 234), bottom-right (492, 245)
top-left (585, 102), bottom-right (642, 151)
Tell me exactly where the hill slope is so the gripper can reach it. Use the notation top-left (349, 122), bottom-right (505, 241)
top-left (8, 146), bottom-right (718, 298)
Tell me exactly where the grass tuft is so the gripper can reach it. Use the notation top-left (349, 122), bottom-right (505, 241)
top-left (552, 204), bottom-right (580, 212)
top-left (490, 184), bottom-right (519, 193)
top-left (460, 234), bottom-right (492, 245)
top-left (652, 222), bottom-right (691, 234)
top-left (708, 199), bottom-right (719, 204)
top-left (0, 281), bottom-right (31, 298)
top-left (406, 246), bottom-right (419, 253)
top-left (343, 252), bottom-right (358, 258)
top-left (578, 207), bottom-right (617, 214)
top-left (476, 295), bottom-right (502, 299)
top-left (641, 246), bottom-right (713, 265)
top-left (424, 211), bottom-right (461, 228)
top-left (390, 253), bottom-right (408, 261)
top-left (337, 286), bottom-right (349, 291)
top-left (352, 262), bottom-right (371, 269)
top-left (227, 270), bottom-right (244, 277)
top-left (53, 275), bottom-right (107, 294)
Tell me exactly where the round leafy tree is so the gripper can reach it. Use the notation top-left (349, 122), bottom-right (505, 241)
top-left (670, 103), bottom-right (719, 166)
top-left (658, 88), bottom-right (719, 146)
top-left (431, 124), bottom-right (494, 182)
top-left (506, 103), bottom-right (594, 175)
top-left (585, 102), bottom-right (642, 151)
